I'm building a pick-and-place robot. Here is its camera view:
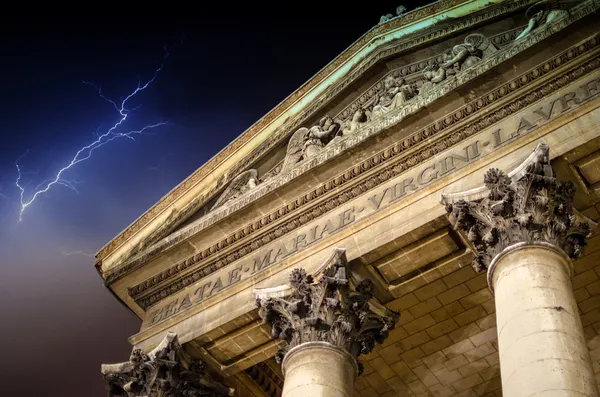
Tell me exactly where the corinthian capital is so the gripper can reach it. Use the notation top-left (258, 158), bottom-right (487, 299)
top-left (443, 143), bottom-right (594, 273)
top-left (101, 332), bottom-right (232, 397)
top-left (255, 249), bottom-right (399, 371)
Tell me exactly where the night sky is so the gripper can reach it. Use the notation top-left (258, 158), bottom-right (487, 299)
top-left (0, 3), bottom-right (425, 396)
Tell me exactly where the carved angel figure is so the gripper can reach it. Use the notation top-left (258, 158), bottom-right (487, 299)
top-left (280, 116), bottom-right (340, 173)
top-left (304, 116), bottom-right (341, 158)
top-left (420, 63), bottom-right (447, 93)
top-left (342, 108), bottom-right (368, 135)
top-left (211, 169), bottom-right (259, 210)
top-left (441, 33), bottom-right (497, 72)
top-left (515, 0), bottom-right (569, 41)
top-left (371, 75), bottom-right (416, 120)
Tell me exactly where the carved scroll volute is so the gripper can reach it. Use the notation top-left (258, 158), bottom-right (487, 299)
top-left (442, 143), bottom-right (596, 274)
top-left (255, 248), bottom-right (399, 373)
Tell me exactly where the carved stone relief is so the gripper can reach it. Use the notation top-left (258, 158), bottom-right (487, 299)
top-left (260, 161), bottom-right (284, 184)
top-left (280, 116), bottom-right (341, 174)
top-left (443, 144), bottom-right (595, 273)
top-left (255, 249), bottom-right (399, 372)
top-left (119, 28), bottom-right (521, 262)
top-left (341, 108), bottom-right (368, 136)
top-left (516, 0), bottom-right (571, 41)
top-left (421, 33), bottom-right (499, 93)
top-left (101, 332), bottom-right (233, 397)
top-left (334, 25), bottom-right (525, 124)
top-left (370, 75), bottom-right (418, 120)
top-left (212, 169), bottom-right (260, 211)
top-left (278, 32), bottom-right (497, 176)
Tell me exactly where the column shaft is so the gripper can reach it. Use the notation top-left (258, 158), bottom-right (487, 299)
top-left (281, 342), bottom-right (357, 397)
top-left (490, 242), bottom-right (599, 397)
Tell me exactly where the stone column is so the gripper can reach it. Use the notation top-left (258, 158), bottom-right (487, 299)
top-left (256, 249), bottom-right (399, 397)
top-left (281, 342), bottom-right (357, 397)
top-left (444, 143), bottom-right (598, 397)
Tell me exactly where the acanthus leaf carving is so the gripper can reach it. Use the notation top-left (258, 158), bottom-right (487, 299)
top-left (101, 332), bottom-right (233, 397)
top-left (255, 249), bottom-right (399, 373)
top-left (109, 2), bottom-right (598, 290)
top-left (444, 143), bottom-right (594, 273)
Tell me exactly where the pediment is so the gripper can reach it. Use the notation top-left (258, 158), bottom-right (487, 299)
top-left (157, 23), bottom-right (529, 241)
top-left (151, 21), bottom-right (526, 236)
top-left (98, 1), bottom-right (551, 273)
top-left (98, 0), bottom-right (600, 319)
top-left (147, 3), bottom-right (600, 247)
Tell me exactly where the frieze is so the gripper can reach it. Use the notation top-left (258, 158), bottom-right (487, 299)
top-left (143, 65), bottom-right (600, 320)
top-left (98, 0), bottom-right (538, 262)
top-left (134, 53), bottom-right (600, 312)
top-left (105, 8), bottom-right (599, 288)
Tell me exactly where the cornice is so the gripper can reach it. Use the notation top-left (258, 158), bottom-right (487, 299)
top-left (97, 0), bottom-right (535, 264)
top-left (129, 32), bottom-right (600, 310)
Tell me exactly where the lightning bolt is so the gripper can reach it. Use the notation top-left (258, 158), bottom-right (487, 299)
top-left (15, 49), bottom-right (169, 221)
top-left (61, 250), bottom-right (95, 258)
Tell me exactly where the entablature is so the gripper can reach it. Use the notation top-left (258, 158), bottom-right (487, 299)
top-left (103, 0), bottom-right (600, 321)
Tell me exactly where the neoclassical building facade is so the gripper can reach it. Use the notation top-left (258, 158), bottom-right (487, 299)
top-left (97, 1), bottom-right (600, 396)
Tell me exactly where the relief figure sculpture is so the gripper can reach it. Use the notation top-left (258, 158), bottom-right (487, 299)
top-left (342, 108), bottom-right (368, 135)
top-left (420, 63), bottom-right (448, 93)
top-left (515, 0), bottom-right (569, 41)
top-left (420, 33), bottom-right (497, 93)
top-left (441, 33), bottom-right (498, 72)
top-left (211, 169), bottom-right (259, 210)
top-left (371, 75), bottom-right (417, 120)
top-left (281, 116), bottom-right (340, 173)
